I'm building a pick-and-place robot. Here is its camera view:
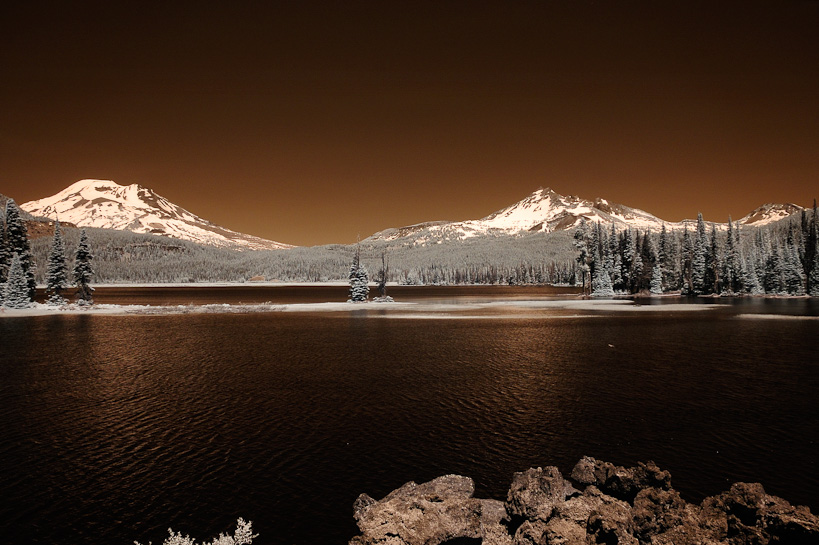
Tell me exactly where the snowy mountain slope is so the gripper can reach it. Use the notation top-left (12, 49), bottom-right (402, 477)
top-left (738, 203), bottom-right (804, 227)
top-left (21, 180), bottom-right (292, 250)
top-left (367, 187), bottom-right (803, 245)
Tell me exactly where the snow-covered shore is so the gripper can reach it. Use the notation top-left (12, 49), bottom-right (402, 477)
top-left (0, 298), bottom-right (724, 319)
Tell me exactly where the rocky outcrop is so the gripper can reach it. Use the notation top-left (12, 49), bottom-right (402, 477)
top-left (348, 457), bottom-right (818, 545)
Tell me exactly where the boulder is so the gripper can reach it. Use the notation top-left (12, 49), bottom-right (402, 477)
top-left (506, 466), bottom-right (578, 522)
top-left (350, 474), bottom-right (482, 545)
top-left (570, 456), bottom-right (671, 502)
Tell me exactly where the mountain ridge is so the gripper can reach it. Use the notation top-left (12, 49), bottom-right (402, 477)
top-left (17, 181), bottom-right (807, 250)
top-left (367, 187), bottom-right (805, 245)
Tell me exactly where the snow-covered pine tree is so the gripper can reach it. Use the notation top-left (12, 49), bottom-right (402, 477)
top-left (591, 266), bottom-right (614, 297)
top-left (705, 224), bottom-right (721, 294)
top-left (3, 253), bottom-right (32, 308)
top-left (73, 229), bottom-right (95, 303)
top-left (348, 242), bottom-right (369, 302)
top-left (784, 224), bottom-right (805, 295)
top-left (763, 238), bottom-right (785, 294)
top-left (680, 224), bottom-right (693, 295)
top-left (743, 251), bottom-right (764, 295)
top-left (4, 199), bottom-right (36, 300)
top-left (46, 219), bottom-right (68, 304)
top-left (691, 213), bottom-right (708, 295)
top-left (620, 229), bottom-right (635, 292)
top-left (632, 231), bottom-right (644, 293)
top-left (590, 224), bottom-right (614, 297)
top-left (573, 218), bottom-right (591, 295)
top-left (650, 262), bottom-right (663, 295)
top-left (810, 205), bottom-right (819, 296)
top-left (0, 209), bottom-right (10, 283)
top-left (659, 224), bottom-right (672, 290)
top-left (723, 218), bottom-right (738, 294)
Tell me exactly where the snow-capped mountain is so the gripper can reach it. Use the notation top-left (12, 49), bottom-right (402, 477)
top-left (21, 180), bottom-right (292, 250)
top-left (368, 188), bottom-right (803, 244)
top-left (738, 203), bottom-right (804, 227)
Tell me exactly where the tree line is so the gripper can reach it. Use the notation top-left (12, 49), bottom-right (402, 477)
top-left (1, 199), bottom-right (94, 308)
top-left (574, 202), bottom-right (819, 297)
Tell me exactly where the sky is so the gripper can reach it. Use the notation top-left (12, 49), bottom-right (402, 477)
top-left (1, 1), bottom-right (818, 246)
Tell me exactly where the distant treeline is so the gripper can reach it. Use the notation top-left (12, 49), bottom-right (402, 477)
top-left (28, 227), bottom-right (577, 285)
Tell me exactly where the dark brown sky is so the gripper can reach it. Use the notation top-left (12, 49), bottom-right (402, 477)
top-left (2, 1), bottom-right (818, 246)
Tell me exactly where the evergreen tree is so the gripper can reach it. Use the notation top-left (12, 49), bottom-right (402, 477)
top-left (723, 218), bottom-right (739, 294)
top-left (0, 209), bottom-right (9, 283)
top-left (3, 253), bottom-right (31, 308)
top-left (659, 224), bottom-right (672, 290)
top-left (46, 220), bottom-right (68, 304)
top-left (4, 199), bottom-right (36, 300)
top-left (680, 225), bottom-right (693, 294)
top-left (784, 225), bottom-right (805, 295)
top-left (611, 252), bottom-right (624, 292)
top-left (620, 229), bottom-right (635, 292)
top-left (705, 224), bottom-right (720, 294)
top-left (742, 251), bottom-right (763, 295)
top-left (691, 214), bottom-right (708, 295)
top-left (650, 262), bottom-right (663, 295)
top-left (73, 229), bottom-right (95, 303)
top-left (810, 230), bottom-right (819, 296)
top-left (763, 241), bottom-right (785, 294)
top-left (348, 242), bottom-right (369, 302)
top-left (806, 199), bottom-right (817, 294)
top-left (591, 266), bottom-right (614, 297)
top-left (573, 219), bottom-right (591, 295)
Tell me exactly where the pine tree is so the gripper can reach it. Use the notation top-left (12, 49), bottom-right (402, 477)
top-left (784, 225), bottom-right (805, 295)
top-left (4, 199), bottom-right (36, 300)
top-left (806, 199), bottom-right (818, 295)
top-left (0, 209), bottom-right (10, 283)
top-left (591, 267), bottom-right (615, 297)
top-left (348, 242), bottom-right (369, 302)
top-left (743, 251), bottom-right (764, 295)
top-left (691, 214), bottom-right (708, 295)
top-left (650, 262), bottom-right (663, 295)
top-left (73, 229), bottom-right (95, 303)
top-left (659, 224), bottom-right (672, 290)
top-left (620, 229), bottom-right (635, 292)
top-left (46, 220), bottom-right (68, 304)
top-left (723, 218), bottom-right (738, 294)
top-left (681, 225), bottom-right (693, 294)
top-left (705, 224), bottom-right (721, 294)
top-left (3, 253), bottom-right (31, 308)
top-left (573, 219), bottom-right (591, 295)
top-left (810, 234), bottom-right (819, 296)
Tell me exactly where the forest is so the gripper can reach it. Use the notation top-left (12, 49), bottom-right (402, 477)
top-left (573, 204), bottom-right (819, 297)
top-left (2, 195), bottom-right (818, 305)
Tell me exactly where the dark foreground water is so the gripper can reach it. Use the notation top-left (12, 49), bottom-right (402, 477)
top-left (1, 286), bottom-right (818, 545)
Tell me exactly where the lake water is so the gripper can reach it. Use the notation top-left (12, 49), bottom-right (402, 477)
top-left (2, 286), bottom-right (817, 545)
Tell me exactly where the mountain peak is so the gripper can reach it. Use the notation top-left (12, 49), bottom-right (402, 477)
top-left (21, 180), bottom-right (292, 250)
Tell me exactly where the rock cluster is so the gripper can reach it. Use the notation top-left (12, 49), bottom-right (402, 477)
top-left (349, 456), bottom-right (818, 545)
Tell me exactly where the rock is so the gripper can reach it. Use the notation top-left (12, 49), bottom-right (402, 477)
top-left (569, 456), bottom-right (671, 503)
top-left (348, 458), bottom-right (817, 545)
top-left (480, 499), bottom-right (514, 545)
top-left (585, 489), bottom-right (637, 545)
top-left (506, 466), bottom-right (578, 522)
top-left (349, 475), bottom-right (482, 545)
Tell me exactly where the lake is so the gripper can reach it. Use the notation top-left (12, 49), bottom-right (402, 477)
top-left (1, 286), bottom-right (817, 545)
